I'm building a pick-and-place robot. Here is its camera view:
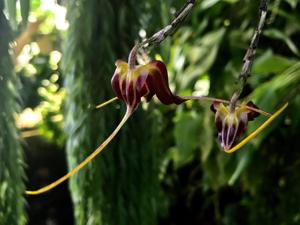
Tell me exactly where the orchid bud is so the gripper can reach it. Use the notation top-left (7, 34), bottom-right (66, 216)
top-left (211, 101), bottom-right (260, 151)
top-left (111, 60), bottom-right (185, 113)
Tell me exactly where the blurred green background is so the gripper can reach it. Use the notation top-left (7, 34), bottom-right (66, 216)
top-left (1, 0), bottom-right (300, 225)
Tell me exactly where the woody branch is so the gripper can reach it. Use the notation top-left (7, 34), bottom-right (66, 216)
top-left (230, 0), bottom-right (268, 111)
top-left (128, 0), bottom-right (196, 68)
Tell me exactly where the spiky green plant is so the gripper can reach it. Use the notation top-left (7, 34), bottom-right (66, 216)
top-left (63, 1), bottom-right (161, 224)
top-left (0, 2), bottom-right (26, 225)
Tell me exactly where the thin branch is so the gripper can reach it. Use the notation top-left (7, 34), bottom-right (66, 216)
top-left (128, 0), bottom-right (196, 67)
top-left (142, 0), bottom-right (196, 47)
top-left (230, 0), bottom-right (268, 110)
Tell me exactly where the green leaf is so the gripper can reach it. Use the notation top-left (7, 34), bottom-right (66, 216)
top-left (199, 107), bottom-right (213, 162)
top-left (248, 62), bottom-right (300, 144)
top-left (31, 0), bottom-right (41, 11)
top-left (173, 110), bottom-right (202, 168)
top-left (228, 150), bottom-right (251, 185)
top-left (253, 50), bottom-right (296, 75)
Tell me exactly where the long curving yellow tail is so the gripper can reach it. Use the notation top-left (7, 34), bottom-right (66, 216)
top-left (26, 111), bottom-right (131, 195)
top-left (225, 102), bottom-right (288, 154)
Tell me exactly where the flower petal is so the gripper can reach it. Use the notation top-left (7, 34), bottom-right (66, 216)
top-left (143, 61), bottom-right (185, 105)
top-left (225, 102), bottom-right (288, 153)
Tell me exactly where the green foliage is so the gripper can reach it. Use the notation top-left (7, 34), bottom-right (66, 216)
top-left (0, 3), bottom-right (26, 224)
top-left (172, 109), bottom-right (202, 168)
top-left (157, 0), bottom-right (300, 224)
top-left (63, 0), bottom-right (162, 224)
top-left (18, 51), bottom-right (65, 146)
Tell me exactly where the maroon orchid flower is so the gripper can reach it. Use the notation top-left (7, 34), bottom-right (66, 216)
top-left (26, 50), bottom-right (288, 195)
top-left (26, 47), bottom-right (187, 195)
top-left (111, 59), bottom-right (185, 114)
top-left (26, 0), bottom-right (288, 196)
top-left (210, 101), bottom-right (288, 153)
top-left (211, 101), bottom-right (260, 151)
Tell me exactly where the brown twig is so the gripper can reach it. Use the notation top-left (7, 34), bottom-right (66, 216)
top-left (128, 0), bottom-right (196, 67)
top-left (230, 0), bottom-right (268, 111)
top-left (142, 0), bottom-right (196, 46)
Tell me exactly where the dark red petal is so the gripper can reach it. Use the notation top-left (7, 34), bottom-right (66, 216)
top-left (146, 61), bottom-right (185, 105)
top-left (126, 81), bottom-right (141, 110)
top-left (246, 101), bottom-right (260, 121)
top-left (136, 72), bottom-right (148, 91)
top-left (111, 73), bottom-right (124, 101)
top-left (136, 72), bottom-right (155, 101)
top-left (222, 113), bottom-right (248, 149)
top-left (141, 83), bottom-right (155, 102)
top-left (235, 119), bottom-right (247, 139)
top-left (210, 101), bottom-right (221, 113)
top-left (215, 115), bottom-right (223, 132)
top-left (121, 79), bottom-right (127, 100)
top-left (226, 124), bottom-right (237, 146)
top-left (220, 123), bottom-right (240, 150)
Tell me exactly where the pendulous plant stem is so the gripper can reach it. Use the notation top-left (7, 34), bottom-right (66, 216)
top-left (128, 0), bottom-right (197, 67)
top-left (230, 0), bottom-right (268, 110)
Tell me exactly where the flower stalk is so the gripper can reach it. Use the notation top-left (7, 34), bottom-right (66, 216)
top-left (230, 0), bottom-right (268, 109)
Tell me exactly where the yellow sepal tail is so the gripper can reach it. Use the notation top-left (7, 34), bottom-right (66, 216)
top-left (225, 102), bottom-right (288, 154)
top-left (26, 111), bottom-right (131, 195)
top-left (96, 97), bottom-right (118, 109)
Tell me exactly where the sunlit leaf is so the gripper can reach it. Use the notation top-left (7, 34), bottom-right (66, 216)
top-left (253, 50), bottom-right (296, 74)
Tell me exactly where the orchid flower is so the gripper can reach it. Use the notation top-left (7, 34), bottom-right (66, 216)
top-left (26, 0), bottom-right (288, 195)
top-left (25, 47), bottom-right (185, 195)
top-left (210, 101), bottom-right (288, 153)
top-left (25, 46), bottom-right (288, 195)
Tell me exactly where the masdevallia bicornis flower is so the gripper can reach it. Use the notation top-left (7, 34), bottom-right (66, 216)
top-left (211, 101), bottom-right (260, 151)
top-left (25, 46), bottom-right (288, 195)
top-left (111, 59), bottom-right (185, 113)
